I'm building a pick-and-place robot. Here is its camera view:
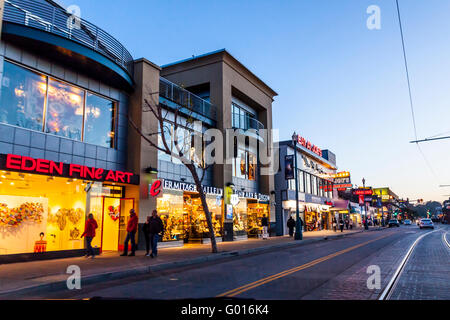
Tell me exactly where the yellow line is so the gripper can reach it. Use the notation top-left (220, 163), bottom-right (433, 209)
top-left (217, 232), bottom-right (393, 297)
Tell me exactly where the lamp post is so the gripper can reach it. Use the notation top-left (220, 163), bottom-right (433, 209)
top-left (292, 132), bottom-right (303, 240)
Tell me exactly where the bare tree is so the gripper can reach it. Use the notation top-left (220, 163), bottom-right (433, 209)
top-left (128, 85), bottom-right (219, 253)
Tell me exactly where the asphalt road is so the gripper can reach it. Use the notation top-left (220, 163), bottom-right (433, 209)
top-left (27, 224), bottom-right (450, 300)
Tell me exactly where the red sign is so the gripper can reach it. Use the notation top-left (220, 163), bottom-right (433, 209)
top-left (149, 180), bottom-right (162, 197)
top-left (1, 154), bottom-right (139, 185)
top-left (353, 189), bottom-right (373, 195)
top-left (296, 134), bottom-right (322, 157)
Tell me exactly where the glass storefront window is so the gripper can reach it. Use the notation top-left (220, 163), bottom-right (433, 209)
top-left (0, 61), bottom-right (118, 148)
top-left (248, 152), bottom-right (257, 181)
top-left (233, 198), bottom-right (247, 235)
top-left (247, 201), bottom-right (269, 237)
top-left (84, 93), bottom-right (116, 148)
top-left (0, 62), bottom-right (46, 131)
top-left (45, 79), bottom-right (84, 140)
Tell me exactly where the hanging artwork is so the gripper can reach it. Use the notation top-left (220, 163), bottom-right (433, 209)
top-left (0, 202), bottom-right (44, 227)
top-left (108, 205), bottom-right (120, 221)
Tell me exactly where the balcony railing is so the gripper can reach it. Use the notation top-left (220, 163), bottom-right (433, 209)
top-left (159, 77), bottom-right (217, 121)
top-left (232, 112), bottom-right (264, 132)
top-left (3, 0), bottom-right (134, 77)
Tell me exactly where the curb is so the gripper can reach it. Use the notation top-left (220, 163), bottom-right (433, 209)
top-left (0, 228), bottom-right (376, 297)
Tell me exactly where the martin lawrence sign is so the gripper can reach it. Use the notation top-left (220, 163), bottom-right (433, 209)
top-left (0, 154), bottom-right (139, 185)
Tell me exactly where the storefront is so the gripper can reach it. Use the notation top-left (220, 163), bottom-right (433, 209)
top-left (0, 154), bottom-right (139, 258)
top-left (229, 191), bottom-right (270, 238)
top-left (150, 179), bottom-right (223, 243)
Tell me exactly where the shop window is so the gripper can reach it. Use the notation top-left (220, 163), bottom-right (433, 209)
top-left (0, 61), bottom-right (118, 148)
top-left (45, 79), bottom-right (84, 140)
top-left (83, 93), bottom-right (116, 148)
top-left (233, 149), bottom-right (257, 181)
top-left (233, 198), bottom-right (247, 235)
top-left (247, 201), bottom-right (269, 237)
top-left (0, 62), bottom-right (46, 131)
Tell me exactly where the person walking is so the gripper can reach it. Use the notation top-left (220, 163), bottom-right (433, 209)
top-left (287, 216), bottom-right (295, 237)
top-left (121, 209), bottom-right (138, 256)
top-left (142, 216), bottom-right (151, 256)
top-left (81, 213), bottom-right (98, 259)
top-left (332, 217), bottom-right (337, 232)
top-left (345, 218), bottom-right (349, 230)
top-left (349, 218), bottom-right (353, 230)
top-left (148, 209), bottom-right (164, 257)
top-left (339, 218), bottom-right (344, 232)
top-left (261, 214), bottom-right (269, 239)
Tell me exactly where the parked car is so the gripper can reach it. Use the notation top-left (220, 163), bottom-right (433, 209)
top-left (388, 219), bottom-right (400, 227)
top-left (419, 218), bottom-right (434, 229)
top-left (404, 219), bottom-right (412, 225)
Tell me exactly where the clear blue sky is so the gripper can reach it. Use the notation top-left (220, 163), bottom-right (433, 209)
top-left (63, 0), bottom-right (450, 202)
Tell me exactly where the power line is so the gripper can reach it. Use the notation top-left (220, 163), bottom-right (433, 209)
top-left (396, 0), bottom-right (418, 142)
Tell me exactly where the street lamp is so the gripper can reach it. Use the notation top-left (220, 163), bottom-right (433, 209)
top-left (292, 132), bottom-right (303, 240)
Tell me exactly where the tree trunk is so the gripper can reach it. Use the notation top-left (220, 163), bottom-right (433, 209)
top-left (188, 165), bottom-right (218, 253)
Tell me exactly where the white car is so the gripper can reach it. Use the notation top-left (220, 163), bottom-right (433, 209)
top-left (404, 219), bottom-right (411, 225)
top-left (419, 218), bottom-right (434, 229)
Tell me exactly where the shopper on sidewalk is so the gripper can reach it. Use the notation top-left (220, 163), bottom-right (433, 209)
top-left (345, 218), bottom-right (349, 230)
top-left (332, 217), bottom-right (337, 232)
top-left (81, 213), bottom-right (98, 259)
top-left (148, 209), bottom-right (164, 257)
top-left (349, 218), bottom-right (353, 230)
top-left (261, 214), bottom-right (269, 239)
top-left (287, 216), bottom-right (295, 237)
top-left (339, 219), bottom-right (344, 232)
top-left (142, 216), bottom-right (151, 256)
top-left (121, 209), bottom-right (138, 256)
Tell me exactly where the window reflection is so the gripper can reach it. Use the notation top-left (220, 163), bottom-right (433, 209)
top-left (45, 79), bottom-right (84, 140)
top-left (0, 62), bottom-right (46, 131)
top-left (84, 93), bottom-right (116, 148)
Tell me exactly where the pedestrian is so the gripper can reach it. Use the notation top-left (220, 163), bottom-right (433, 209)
top-left (148, 209), bottom-right (164, 257)
top-left (332, 217), bottom-right (337, 232)
top-left (142, 216), bottom-right (151, 256)
top-left (287, 216), bottom-right (295, 237)
top-left (349, 218), bottom-right (353, 230)
top-left (345, 218), bottom-right (349, 230)
top-left (339, 219), bottom-right (344, 232)
top-left (81, 213), bottom-right (98, 259)
top-left (261, 214), bottom-right (269, 239)
top-left (317, 219), bottom-right (321, 231)
top-left (121, 209), bottom-right (138, 256)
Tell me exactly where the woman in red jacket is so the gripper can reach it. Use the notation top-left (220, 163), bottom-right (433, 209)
top-left (121, 209), bottom-right (138, 256)
top-left (81, 213), bottom-right (98, 259)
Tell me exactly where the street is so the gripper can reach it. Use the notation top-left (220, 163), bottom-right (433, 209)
top-left (21, 225), bottom-right (449, 300)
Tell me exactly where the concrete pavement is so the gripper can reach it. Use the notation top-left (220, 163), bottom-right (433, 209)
top-left (0, 227), bottom-right (378, 298)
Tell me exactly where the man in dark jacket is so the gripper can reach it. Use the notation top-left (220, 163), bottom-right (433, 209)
top-left (148, 209), bottom-right (164, 257)
top-left (81, 213), bottom-right (98, 259)
top-left (142, 216), bottom-right (151, 256)
top-left (261, 214), bottom-right (269, 239)
top-left (287, 216), bottom-right (295, 237)
top-left (121, 209), bottom-right (138, 256)
top-left (339, 218), bottom-right (345, 232)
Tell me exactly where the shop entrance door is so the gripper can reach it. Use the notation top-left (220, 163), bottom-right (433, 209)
top-left (101, 197), bottom-right (134, 252)
top-left (118, 198), bottom-right (135, 251)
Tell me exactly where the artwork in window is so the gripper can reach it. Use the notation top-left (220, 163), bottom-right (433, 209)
top-left (0, 61), bottom-right (46, 131)
top-left (84, 93), bottom-right (116, 148)
top-left (45, 79), bottom-right (84, 140)
top-left (248, 152), bottom-right (257, 181)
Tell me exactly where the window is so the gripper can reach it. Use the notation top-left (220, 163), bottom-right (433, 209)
top-left (0, 62), bottom-right (46, 131)
top-left (46, 79), bottom-right (84, 141)
top-left (0, 61), bottom-right (117, 148)
top-left (84, 93), bottom-right (116, 148)
top-left (231, 102), bottom-right (257, 130)
top-left (233, 149), bottom-right (257, 181)
top-left (305, 173), bottom-right (311, 194)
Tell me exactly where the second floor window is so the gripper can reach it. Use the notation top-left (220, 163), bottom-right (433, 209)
top-left (232, 103), bottom-right (257, 130)
top-left (232, 148), bottom-right (257, 181)
top-left (0, 61), bottom-right (117, 148)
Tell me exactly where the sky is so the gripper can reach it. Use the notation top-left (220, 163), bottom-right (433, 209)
top-left (60, 0), bottom-right (450, 203)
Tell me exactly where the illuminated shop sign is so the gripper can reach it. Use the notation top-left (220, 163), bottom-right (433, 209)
top-left (149, 179), bottom-right (223, 196)
top-left (296, 134), bottom-right (323, 157)
top-left (0, 154), bottom-right (139, 185)
top-left (353, 189), bottom-right (373, 196)
top-left (235, 191), bottom-right (270, 202)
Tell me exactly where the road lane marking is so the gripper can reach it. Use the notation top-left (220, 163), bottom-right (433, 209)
top-left (217, 232), bottom-right (395, 297)
top-left (442, 232), bottom-right (450, 249)
top-left (379, 229), bottom-right (440, 300)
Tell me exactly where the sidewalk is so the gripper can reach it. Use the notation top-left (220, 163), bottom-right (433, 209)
top-left (0, 227), bottom-right (382, 297)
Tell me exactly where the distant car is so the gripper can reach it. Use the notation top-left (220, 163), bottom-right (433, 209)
top-left (419, 218), bottom-right (434, 229)
top-left (404, 219), bottom-right (411, 225)
top-left (388, 219), bottom-right (400, 227)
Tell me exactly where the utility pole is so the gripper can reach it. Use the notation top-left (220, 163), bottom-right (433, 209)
top-left (292, 132), bottom-right (303, 240)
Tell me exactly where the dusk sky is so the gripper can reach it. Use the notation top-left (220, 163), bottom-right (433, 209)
top-left (62, 0), bottom-right (450, 202)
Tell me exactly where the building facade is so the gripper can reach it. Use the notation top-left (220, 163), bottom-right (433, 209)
top-left (274, 137), bottom-right (338, 235)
